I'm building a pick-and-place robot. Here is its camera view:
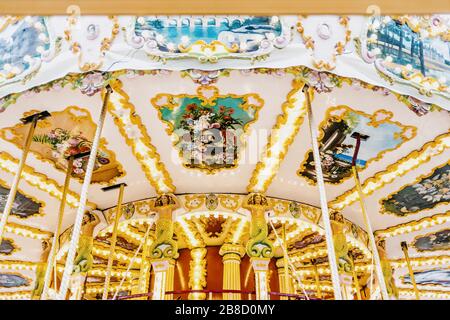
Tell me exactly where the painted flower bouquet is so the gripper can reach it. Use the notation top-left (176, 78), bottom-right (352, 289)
top-left (33, 127), bottom-right (110, 177)
top-left (179, 103), bottom-right (242, 169)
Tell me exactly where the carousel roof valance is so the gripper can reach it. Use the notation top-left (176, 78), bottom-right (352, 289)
top-left (0, 15), bottom-right (449, 109)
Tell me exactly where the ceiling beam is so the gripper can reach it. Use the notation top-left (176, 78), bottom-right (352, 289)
top-left (0, 0), bottom-right (448, 15)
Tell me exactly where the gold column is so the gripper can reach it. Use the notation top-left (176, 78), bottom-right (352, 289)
top-left (188, 247), bottom-right (207, 300)
top-left (276, 259), bottom-right (293, 300)
top-left (376, 238), bottom-right (399, 299)
top-left (102, 183), bottom-right (126, 300)
top-left (132, 234), bottom-right (152, 300)
top-left (349, 253), bottom-right (362, 300)
top-left (243, 193), bottom-right (274, 301)
top-left (401, 241), bottom-right (420, 300)
top-left (251, 258), bottom-right (271, 300)
top-left (151, 258), bottom-right (175, 300)
top-left (220, 244), bottom-right (245, 300)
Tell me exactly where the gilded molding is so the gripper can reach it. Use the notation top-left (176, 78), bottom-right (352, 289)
top-left (247, 80), bottom-right (307, 193)
top-left (375, 212), bottom-right (450, 239)
top-left (0, 151), bottom-right (90, 209)
top-left (330, 132), bottom-right (450, 210)
top-left (108, 79), bottom-right (176, 194)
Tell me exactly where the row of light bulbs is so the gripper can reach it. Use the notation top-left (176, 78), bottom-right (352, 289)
top-left (331, 133), bottom-right (450, 211)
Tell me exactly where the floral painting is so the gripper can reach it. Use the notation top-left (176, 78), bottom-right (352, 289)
top-left (381, 163), bottom-right (450, 216)
top-left (0, 107), bottom-right (124, 184)
top-left (0, 185), bottom-right (42, 218)
top-left (128, 16), bottom-right (290, 61)
top-left (0, 273), bottom-right (29, 288)
top-left (403, 269), bottom-right (450, 287)
top-left (298, 106), bottom-right (416, 184)
top-left (152, 87), bottom-right (262, 173)
top-left (413, 229), bottom-right (450, 252)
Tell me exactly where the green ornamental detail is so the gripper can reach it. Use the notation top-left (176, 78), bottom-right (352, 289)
top-left (149, 217), bottom-right (179, 259)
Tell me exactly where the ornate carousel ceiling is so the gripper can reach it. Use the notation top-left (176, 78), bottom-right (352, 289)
top-left (0, 14), bottom-right (448, 300)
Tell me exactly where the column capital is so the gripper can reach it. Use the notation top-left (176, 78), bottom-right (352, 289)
top-left (250, 257), bottom-right (270, 271)
top-left (275, 258), bottom-right (288, 269)
top-left (151, 258), bottom-right (175, 272)
top-left (219, 243), bottom-right (245, 258)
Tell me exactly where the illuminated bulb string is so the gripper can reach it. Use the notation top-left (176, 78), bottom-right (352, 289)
top-left (111, 221), bottom-right (153, 300)
top-left (268, 219), bottom-right (310, 300)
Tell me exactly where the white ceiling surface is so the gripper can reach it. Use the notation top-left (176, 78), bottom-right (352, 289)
top-left (0, 70), bottom-right (449, 296)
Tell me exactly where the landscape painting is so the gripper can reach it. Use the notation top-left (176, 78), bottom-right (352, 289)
top-left (366, 16), bottom-right (450, 87)
top-left (413, 229), bottom-right (450, 252)
top-left (134, 16), bottom-right (283, 53)
top-left (382, 163), bottom-right (450, 216)
top-left (0, 185), bottom-right (41, 218)
top-left (0, 239), bottom-right (15, 255)
top-left (298, 107), bottom-right (415, 184)
top-left (0, 273), bottom-right (30, 288)
top-left (403, 269), bottom-right (450, 287)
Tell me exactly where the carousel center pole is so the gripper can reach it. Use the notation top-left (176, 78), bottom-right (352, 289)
top-left (303, 85), bottom-right (342, 300)
top-left (57, 84), bottom-right (112, 300)
top-left (350, 132), bottom-right (389, 300)
top-left (401, 241), bottom-right (420, 300)
top-left (41, 151), bottom-right (90, 299)
top-left (101, 183), bottom-right (127, 300)
top-left (0, 111), bottom-right (51, 245)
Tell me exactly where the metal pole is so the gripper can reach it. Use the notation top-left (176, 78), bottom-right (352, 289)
top-left (41, 155), bottom-right (75, 299)
top-left (102, 183), bottom-right (126, 300)
top-left (352, 166), bottom-right (390, 300)
top-left (58, 85), bottom-right (112, 299)
top-left (401, 241), bottom-right (420, 300)
top-left (0, 111), bottom-right (50, 244)
top-left (282, 224), bottom-right (290, 297)
top-left (350, 253), bottom-right (362, 300)
top-left (303, 85), bottom-right (342, 300)
top-left (311, 260), bottom-right (322, 299)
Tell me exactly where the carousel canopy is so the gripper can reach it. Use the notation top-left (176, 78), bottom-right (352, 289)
top-left (0, 14), bottom-right (449, 300)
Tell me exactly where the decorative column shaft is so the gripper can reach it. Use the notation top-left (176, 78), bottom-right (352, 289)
top-left (276, 259), bottom-right (294, 300)
top-left (251, 258), bottom-right (270, 300)
top-left (151, 259), bottom-right (175, 300)
top-left (220, 244), bottom-right (245, 300)
top-left (188, 247), bottom-right (207, 300)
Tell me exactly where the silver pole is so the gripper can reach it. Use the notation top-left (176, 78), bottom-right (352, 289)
top-left (303, 85), bottom-right (342, 300)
